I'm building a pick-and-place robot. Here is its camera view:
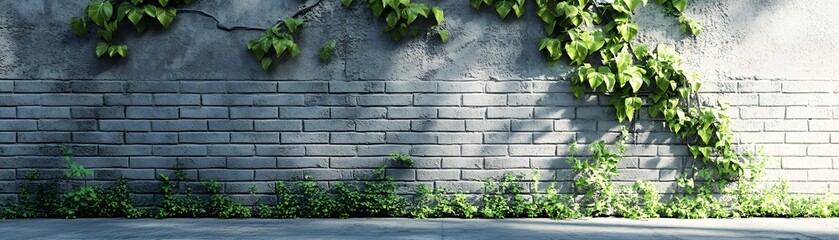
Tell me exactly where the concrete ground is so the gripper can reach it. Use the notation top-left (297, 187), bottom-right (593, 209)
top-left (1, 218), bottom-right (838, 239)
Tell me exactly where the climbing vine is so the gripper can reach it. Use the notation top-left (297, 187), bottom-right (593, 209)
top-left (343, 0), bottom-right (448, 42)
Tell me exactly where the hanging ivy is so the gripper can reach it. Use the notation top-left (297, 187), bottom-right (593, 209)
top-left (343, 0), bottom-right (448, 42)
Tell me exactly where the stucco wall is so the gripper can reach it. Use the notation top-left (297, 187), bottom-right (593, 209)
top-left (0, 0), bottom-right (837, 202)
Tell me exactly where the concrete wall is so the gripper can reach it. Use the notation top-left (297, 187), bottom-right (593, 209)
top-left (0, 0), bottom-right (838, 202)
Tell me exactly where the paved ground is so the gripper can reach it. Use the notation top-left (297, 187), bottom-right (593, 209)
top-left (1, 218), bottom-right (838, 239)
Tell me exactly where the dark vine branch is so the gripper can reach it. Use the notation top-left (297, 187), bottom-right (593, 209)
top-left (179, 0), bottom-right (324, 32)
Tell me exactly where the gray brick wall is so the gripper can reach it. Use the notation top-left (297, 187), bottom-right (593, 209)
top-left (0, 79), bottom-right (837, 198)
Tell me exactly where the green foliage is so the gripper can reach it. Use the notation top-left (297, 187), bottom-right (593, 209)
top-left (470, 0), bottom-right (526, 19)
top-left (567, 129), bottom-right (627, 216)
top-left (297, 177), bottom-right (340, 218)
top-left (70, 0), bottom-right (194, 58)
top-left (247, 17), bottom-right (303, 71)
top-left (318, 39), bottom-right (338, 62)
top-left (539, 183), bottom-right (581, 219)
top-left (203, 180), bottom-right (252, 218)
top-left (388, 151), bottom-right (414, 166)
top-left (344, 0), bottom-right (447, 42)
top-left (61, 146), bottom-right (92, 179)
top-left (678, 16), bottom-right (701, 36)
top-left (258, 181), bottom-right (301, 218)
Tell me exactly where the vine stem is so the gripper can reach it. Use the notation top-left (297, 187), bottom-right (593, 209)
top-left (177, 0), bottom-right (324, 32)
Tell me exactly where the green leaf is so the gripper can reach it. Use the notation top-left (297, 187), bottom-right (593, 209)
top-left (260, 57), bottom-right (273, 71)
top-left (432, 7), bottom-right (444, 25)
top-left (404, 3), bottom-right (430, 25)
top-left (158, 0), bottom-right (170, 7)
top-left (342, 0), bottom-right (354, 7)
top-left (672, 0), bottom-right (688, 13)
top-left (284, 17), bottom-right (303, 33)
top-left (155, 7), bottom-right (177, 28)
top-left (127, 7), bottom-right (144, 25)
top-left (70, 16), bottom-right (88, 36)
top-left (95, 42), bottom-right (110, 57)
top-left (495, 1), bottom-right (512, 19)
top-left (87, 0), bottom-right (114, 27)
top-left (470, 0), bottom-right (483, 9)
top-left (698, 127), bottom-right (712, 144)
top-left (624, 97), bottom-right (643, 122)
top-left (599, 67), bottom-right (616, 92)
top-left (319, 39), bottom-right (337, 62)
top-left (386, 11), bottom-right (399, 28)
top-left (439, 30), bottom-right (450, 43)
top-left (616, 23), bottom-right (638, 42)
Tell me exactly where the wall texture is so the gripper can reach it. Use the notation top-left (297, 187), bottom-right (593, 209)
top-left (0, 0), bottom-right (838, 203)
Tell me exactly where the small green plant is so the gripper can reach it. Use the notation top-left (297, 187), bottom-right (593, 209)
top-left (469, 0), bottom-right (526, 19)
top-left (318, 39), bottom-right (337, 62)
top-left (343, 0), bottom-right (446, 41)
top-left (247, 17), bottom-right (303, 71)
top-left (539, 183), bottom-right (581, 219)
top-left (389, 151), bottom-right (414, 166)
top-left (204, 180), bottom-right (252, 218)
top-left (258, 181), bottom-right (301, 218)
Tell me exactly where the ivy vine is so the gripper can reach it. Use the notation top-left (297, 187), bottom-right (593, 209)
top-left (343, 0), bottom-right (448, 42)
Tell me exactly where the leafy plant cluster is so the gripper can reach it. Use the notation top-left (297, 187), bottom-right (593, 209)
top-left (71, 0), bottom-right (194, 57)
top-left (343, 0), bottom-right (448, 42)
top-left (246, 18), bottom-right (304, 71)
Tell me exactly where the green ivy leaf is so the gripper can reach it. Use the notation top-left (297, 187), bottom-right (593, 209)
top-left (70, 17), bottom-right (88, 36)
top-left (495, 1), bottom-right (512, 19)
top-left (159, 0), bottom-right (170, 7)
top-left (343, 0), bottom-right (354, 7)
top-left (616, 23), bottom-right (638, 42)
top-left (284, 17), bottom-right (303, 33)
top-left (386, 11), bottom-right (399, 28)
top-left (87, 0), bottom-right (114, 27)
top-left (127, 7), bottom-right (145, 25)
top-left (95, 42), bottom-right (110, 57)
top-left (470, 0), bottom-right (483, 8)
top-left (439, 30), bottom-right (450, 43)
top-left (155, 7), bottom-right (177, 28)
top-left (319, 39), bottom-right (337, 62)
top-left (432, 7), bottom-right (444, 25)
top-left (672, 0), bottom-right (688, 13)
top-left (624, 97), bottom-right (643, 122)
top-left (260, 57), bottom-right (273, 71)
top-left (404, 3), bottom-right (430, 25)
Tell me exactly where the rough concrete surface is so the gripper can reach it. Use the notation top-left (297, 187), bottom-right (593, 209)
top-left (0, 218), bottom-right (838, 239)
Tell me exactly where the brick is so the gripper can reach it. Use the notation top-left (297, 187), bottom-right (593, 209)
top-left (510, 145), bottom-right (555, 156)
top-left (304, 120), bottom-right (355, 131)
top-left (180, 82), bottom-right (227, 93)
top-left (485, 157), bottom-right (529, 169)
top-left (199, 169), bottom-right (254, 181)
top-left (534, 107), bottom-right (575, 119)
top-left (487, 107), bottom-right (532, 118)
top-left (358, 95), bottom-right (412, 106)
top-left (17, 132), bottom-right (70, 143)
top-left (180, 107), bottom-right (229, 118)
top-left (154, 120), bottom-right (208, 131)
top-left (386, 133), bottom-right (436, 144)
top-left (230, 107), bottom-right (278, 119)
top-left (511, 120), bottom-right (553, 132)
top-left (809, 120), bottom-right (839, 131)
top-left (227, 157), bottom-right (276, 168)
top-left (782, 81), bottom-right (832, 93)
top-left (555, 120), bottom-right (597, 131)
top-left (442, 158), bottom-right (483, 169)
top-left (466, 120), bottom-right (510, 131)
top-left (153, 94), bottom-right (200, 105)
top-left (786, 107), bottom-right (834, 119)
top-left (99, 145), bottom-right (152, 156)
top-left (207, 145), bottom-right (255, 156)
top-left (434, 181), bottom-right (483, 193)
top-left (437, 133), bottom-right (482, 144)
top-left (40, 94), bottom-right (102, 106)
top-left (530, 157), bottom-right (571, 169)
top-left (331, 107), bottom-right (387, 119)
top-left (486, 82), bottom-right (531, 93)
top-left (127, 81), bottom-right (179, 93)
top-left (228, 82), bottom-right (277, 93)
top-left (508, 94), bottom-right (575, 106)
top-left (786, 182), bottom-right (829, 194)
top-left (739, 107), bottom-right (785, 119)
top-left (807, 170), bottom-right (839, 181)
top-left (331, 133), bottom-right (385, 144)
top-left (576, 132), bottom-right (622, 144)
top-left (329, 81), bottom-right (384, 93)
top-left (576, 107), bottom-right (614, 119)
top-left (206, 120), bottom-right (251, 131)
top-left (277, 82), bottom-right (328, 93)
top-left (387, 169), bottom-right (417, 181)
top-left (330, 157), bottom-right (388, 168)
top-left (463, 94), bottom-right (506, 106)
top-left (17, 107), bottom-right (70, 119)
top-left (762, 144), bottom-right (807, 156)
top-left (410, 145), bottom-right (460, 157)
top-left (411, 120), bottom-right (465, 132)
top-left (73, 132), bottom-right (123, 144)
top-left (439, 82), bottom-right (484, 93)
top-left (417, 170), bottom-right (460, 180)
top-left (179, 133), bottom-right (232, 143)
top-left (306, 145), bottom-right (356, 156)
top-left (761, 169), bottom-right (808, 181)
top-left (414, 94), bottom-right (460, 106)
top-left (614, 169), bottom-right (659, 181)
top-left (254, 170), bottom-right (302, 180)
top-left (280, 107), bottom-right (329, 118)
top-left (230, 133), bottom-right (280, 143)
top-left (740, 81), bottom-right (781, 93)
top-left (388, 107), bottom-right (437, 119)
top-left (253, 120), bottom-right (301, 131)
top-left (808, 145), bottom-right (837, 156)
top-left (0, 107), bottom-right (14, 118)
top-left (253, 94), bottom-right (305, 106)
top-left (0, 81), bottom-right (10, 92)
top-left (95, 169), bottom-right (156, 180)
top-left (153, 145), bottom-right (207, 156)
top-left (386, 82), bottom-right (436, 93)
top-left (782, 157), bottom-right (832, 169)
top-left (126, 107), bottom-right (179, 119)
top-left (461, 145), bottom-right (507, 156)
top-left (14, 81), bottom-right (70, 92)
top-left (533, 133), bottom-right (575, 144)
top-left (438, 107), bottom-right (484, 119)
top-left (125, 133), bottom-right (177, 144)
top-left (70, 107), bottom-right (125, 119)
top-left (302, 169), bottom-right (353, 181)
top-left (763, 120), bottom-right (808, 132)
top-left (357, 120), bottom-right (410, 131)
top-left (104, 94), bottom-right (152, 106)
top-left (786, 132), bottom-right (830, 143)
top-left (255, 146), bottom-right (306, 156)
top-left (736, 132), bottom-right (784, 144)
top-left (484, 133), bottom-right (531, 144)
top-left (305, 95), bottom-right (355, 106)
top-left (38, 120), bottom-right (96, 131)
top-left (280, 133), bottom-right (329, 143)
top-left (0, 133), bottom-right (14, 143)
top-left (202, 95), bottom-right (253, 106)
top-left (758, 94), bottom-right (809, 106)
top-left (639, 157), bottom-right (682, 169)
top-left (357, 145), bottom-right (412, 156)
top-left (276, 157), bottom-right (328, 168)
top-left (101, 120), bottom-right (151, 131)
